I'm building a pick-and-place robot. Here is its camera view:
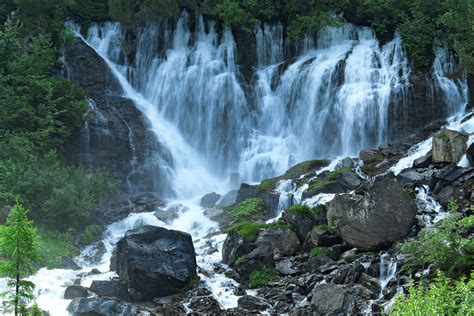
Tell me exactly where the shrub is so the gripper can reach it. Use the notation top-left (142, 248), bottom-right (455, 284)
top-left (309, 247), bottom-right (331, 258)
top-left (398, 214), bottom-right (474, 276)
top-left (288, 204), bottom-right (314, 217)
top-left (82, 224), bottom-right (104, 245)
top-left (390, 271), bottom-right (474, 315)
top-left (227, 221), bottom-right (266, 242)
top-left (448, 197), bottom-right (459, 213)
top-left (228, 198), bottom-right (266, 221)
top-left (248, 267), bottom-right (277, 288)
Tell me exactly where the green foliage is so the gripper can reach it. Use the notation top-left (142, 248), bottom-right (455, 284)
top-left (228, 198), bottom-right (266, 221)
top-left (435, 131), bottom-right (449, 141)
top-left (227, 221), bottom-right (266, 242)
top-left (36, 229), bottom-right (77, 269)
top-left (398, 214), bottom-right (474, 276)
top-left (391, 271), bottom-right (474, 315)
top-left (248, 267), bottom-right (277, 288)
top-left (288, 204), bottom-right (314, 217)
top-left (287, 11), bottom-right (342, 42)
top-left (235, 255), bottom-right (245, 266)
top-left (83, 224), bottom-right (104, 245)
top-left (447, 197), bottom-right (460, 213)
top-left (0, 201), bottom-right (39, 314)
top-left (309, 246), bottom-right (331, 257)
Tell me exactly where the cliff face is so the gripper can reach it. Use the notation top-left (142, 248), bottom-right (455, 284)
top-left (63, 39), bottom-right (173, 198)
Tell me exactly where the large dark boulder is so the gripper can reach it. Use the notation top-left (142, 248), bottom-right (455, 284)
top-left (64, 285), bottom-right (88, 300)
top-left (67, 297), bottom-right (134, 316)
top-left (327, 174), bottom-right (417, 250)
top-left (235, 184), bottom-right (279, 218)
top-left (310, 283), bottom-right (356, 314)
top-left (89, 280), bottom-right (129, 301)
top-left (222, 231), bottom-right (256, 265)
top-left (116, 225), bottom-right (198, 300)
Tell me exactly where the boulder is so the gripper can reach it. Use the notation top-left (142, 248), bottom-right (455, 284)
top-left (413, 152), bottom-right (432, 168)
top-left (357, 273), bottom-right (382, 299)
top-left (188, 294), bottom-right (223, 314)
top-left (331, 263), bottom-right (364, 284)
top-left (308, 226), bottom-right (342, 248)
top-left (89, 280), bottom-right (129, 301)
top-left (310, 283), bottom-right (356, 314)
top-left (235, 184), bottom-right (279, 217)
top-left (67, 297), bottom-right (134, 316)
top-left (432, 129), bottom-right (469, 163)
top-left (275, 259), bottom-right (297, 275)
top-left (253, 228), bottom-right (301, 259)
top-left (200, 192), bottom-right (222, 208)
top-left (238, 295), bottom-right (271, 312)
top-left (222, 231), bottom-right (256, 265)
top-left (397, 170), bottom-right (425, 188)
top-left (467, 143), bottom-right (474, 166)
top-left (218, 190), bottom-right (238, 206)
top-left (62, 256), bottom-right (81, 270)
top-left (359, 149), bottom-right (383, 163)
top-left (327, 174), bottom-right (417, 250)
top-left (282, 210), bottom-right (318, 241)
top-left (116, 225), bottom-right (197, 300)
top-left (64, 285), bottom-right (88, 300)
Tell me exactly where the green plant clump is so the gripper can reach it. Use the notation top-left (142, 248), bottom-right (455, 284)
top-left (248, 267), bottom-right (277, 289)
top-left (227, 221), bottom-right (266, 242)
top-left (390, 271), bottom-right (474, 315)
top-left (36, 229), bottom-right (77, 269)
top-left (309, 246), bottom-right (331, 258)
top-left (435, 132), bottom-right (449, 141)
top-left (82, 224), bottom-right (104, 245)
top-left (288, 204), bottom-right (314, 217)
top-left (228, 198), bottom-right (266, 221)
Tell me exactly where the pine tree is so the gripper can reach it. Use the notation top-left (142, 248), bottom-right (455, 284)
top-left (0, 201), bottom-right (39, 315)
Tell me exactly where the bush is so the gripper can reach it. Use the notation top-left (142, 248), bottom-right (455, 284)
top-left (226, 221), bottom-right (266, 242)
top-left (309, 247), bottom-right (331, 258)
top-left (248, 267), bottom-right (277, 288)
top-left (288, 204), bottom-right (314, 217)
top-left (398, 214), bottom-right (474, 276)
top-left (228, 198), bottom-right (266, 222)
top-left (391, 271), bottom-right (474, 315)
top-left (82, 224), bottom-right (104, 245)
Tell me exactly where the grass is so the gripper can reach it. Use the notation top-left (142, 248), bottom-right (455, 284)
top-left (309, 167), bottom-right (353, 191)
top-left (36, 229), bottom-right (78, 269)
top-left (257, 160), bottom-right (330, 191)
top-left (82, 224), bottom-right (103, 245)
top-left (228, 198), bottom-right (266, 221)
top-left (309, 246), bottom-right (331, 257)
top-left (435, 131), bottom-right (449, 141)
top-left (288, 204), bottom-right (315, 217)
top-left (248, 267), bottom-right (277, 288)
top-left (227, 219), bottom-right (293, 242)
top-left (235, 255), bottom-right (246, 266)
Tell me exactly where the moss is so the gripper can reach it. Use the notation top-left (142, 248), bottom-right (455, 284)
top-left (257, 160), bottom-right (330, 191)
top-left (404, 189), bottom-right (417, 199)
top-left (248, 267), bottom-right (277, 288)
top-left (288, 204), bottom-right (314, 217)
top-left (309, 247), bottom-right (331, 257)
top-left (228, 198), bottom-right (266, 221)
top-left (267, 218), bottom-right (293, 230)
top-left (315, 224), bottom-right (330, 231)
top-left (435, 131), bottom-right (449, 141)
top-left (235, 255), bottom-right (246, 266)
top-left (309, 167), bottom-right (353, 191)
top-left (227, 221), bottom-right (266, 242)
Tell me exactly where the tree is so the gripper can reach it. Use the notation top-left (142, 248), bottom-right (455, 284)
top-left (0, 201), bottom-right (39, 315)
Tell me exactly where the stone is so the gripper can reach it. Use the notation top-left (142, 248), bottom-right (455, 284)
top-left (238, 295), bottom-right (271, 312)
top-left (218, 190), bottom-right (238, 206)
top-left (467, 143), bottom-right (474, 166)
top-left (89, 280), bottom-right (129, 301)
top-left (310, 283), bottom-right (356, 314)
top-left (341, 157), bottom-right (355, 168)
top-left (116, 225), bottom-right (197, 300)
top-left (235, 183), bottom-right (279, 217)
top-left (67, 297), bottom-right (134, 315)
top-left (432, 128), bottom-right (469, 163)
top-left (327, 174), bottom-right (417, 250)
top-left (359, 149), bottom-right (383, 163)
top-left (357, 273), bottom-right (382, 299)
top-left (154, 208), bottom-right (179, 223)
top-left (276, 259), bottom-right (297, 275)
top-left (188, 295), bottom-right (223, 314)
top-left (62, 256), bottom-right (81, 270)
top-left (64, 285), bottom-right (88, 300)
top-left (200, 192), bottom-right (222, 208)
top-left (331, 263), bottom-right (364, 284)
top-left (397, 170), bottom-right (425, 188)
top-left (282, 210), bottom-right (318, 241)
top-left (222, 231), bottom-right (256, 265)
top-left (253, 228), bottom-right (301, 259)
top-left (309, 227), bottom-right (342, 247)
top-left (413, 152), bottom-right (432, 168)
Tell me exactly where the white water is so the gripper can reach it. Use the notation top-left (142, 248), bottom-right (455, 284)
top-left (0, 13), bottom-right (470, 315)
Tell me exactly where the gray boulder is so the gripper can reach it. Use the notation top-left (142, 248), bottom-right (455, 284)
top-left (238, 295), bottom-right (271, 312)
top-left (222, 231), bottom-right (256, 265)
top-left (311, 283), bottom-right (356, 314)
top-left (327, 174), bottom-right (417, 250)
top-left (432, 128), bottom-right (469, 163)
top-left (89, 280), bottom-right (129, 301)
top-left (116, 225), bottom-right (197, 300)
top-left (200, 192), bottom-right (222, 208)
top-left (67, 297), bottom-right (134, 316)
top-left (64, 285), bottom-right (88, 300)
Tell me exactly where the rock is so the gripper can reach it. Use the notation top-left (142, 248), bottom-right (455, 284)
top-left (359, 149), bottom-right (383, 163)
top-left (67, 297), bottom-right (134, 315)
top-left (229, 172), bottom-right (241, 190)
top-left (310, 283), bottom-right (356, 314)
top-left (64, 285), bottom-right (88, 300)
top-left (397, 170), bottom-right (425, 188)
top-left (467, 143), bottom-right (474, 166)
top-left (432, 128), bottom-right (469, 163)
top-left (200, 192), bottom-right (222, 208)
top-left (276, 259), bottom-right (297, 275)
top-left (235, 183), bottom-right (279, 217)
top-left (238, 295), bottom-right (271, 312)
top-left (327, 174), bottom-right (417, 250)
top-left (309, 226), bottom-right (342, 247)
top-left (188, 295), bottom-right (223, 314)
top-left (116, 225), bottom-right (198, 300)
top-left (222, 231), bottom-right (256, 265)
top-left (253, 228), bottom-right (301, 259)
top-left (62, 256), bottom-right (81, 270)
top-left (154, 208), bottom-right (179, 223)
top-left (218, 190), bottom-right (238, 206)
top-left (331, 263), bottom-right (364, 284)
top-left (89, 280), bottom-right (129, 301)
top-left (88, 268), bottom-right (101, 275)
top-left (281, 210), bottom-right (318, 241)
top-left (357, 273), bottom-right (382, 299)
top-left (341, 157), bottom-right (355, 168)
top-left (413, 152), bottom-right (432, 168)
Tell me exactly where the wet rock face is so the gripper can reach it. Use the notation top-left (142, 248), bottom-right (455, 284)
top-left (432, 128), bottom-right (469, 163)
top-left (310, 283), bottom-right (356, 314)
top-left (67, 297), bottom-right (135, 315)
top-left (327, 174), bottom-right (417, 250)
top-left (116, 225), bottom-right (197, 300)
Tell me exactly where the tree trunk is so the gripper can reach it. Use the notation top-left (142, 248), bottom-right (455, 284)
top-left (15, 272), bottom-right (19, 316)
